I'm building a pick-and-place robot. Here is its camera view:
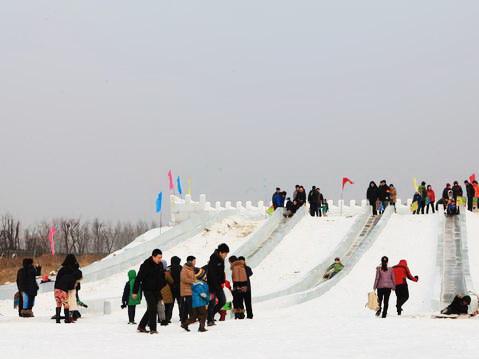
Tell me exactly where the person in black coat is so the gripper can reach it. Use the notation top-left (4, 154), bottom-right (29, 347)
top-left (238, 256), bottom-right (254, 319)
top-left (452, 181), bottom-right (463, 214)
top-left (16, 258), bottom-right (39, 317)
top-left (367, 181), bottom-right (379, 216)
top-left (207, 243), bottom-right (229, 326)
top-left (168, 256), bottom-right (183, 322)
top-left (465, 180), bottom-right (475, 212)
top-left (377, 180), bottom-right (390, 214)
top-left (441, 295), bottom-right (471, 315)
top-left (132, 249), bottom-right (165, 334)
top-left (308, 186), bottom-right (319, 217)
top-left (54, 254), bottom-right (82, 323)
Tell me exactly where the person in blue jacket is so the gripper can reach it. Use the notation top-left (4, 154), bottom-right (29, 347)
top-left (184, 268), bottom-right (209, 332)
top-left (272, 188), bottom-right (285, 210)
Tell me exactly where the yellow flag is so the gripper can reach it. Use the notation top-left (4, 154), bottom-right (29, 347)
top-left (187, 178), bottom-right (192, 196)
top-left (412, 178), bottom-right (418, 191)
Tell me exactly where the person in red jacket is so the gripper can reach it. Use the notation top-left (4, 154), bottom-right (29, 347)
top-left (426, 185), bottom-right (436, 214)
top-left (392, 259), bottom-right (419, 315)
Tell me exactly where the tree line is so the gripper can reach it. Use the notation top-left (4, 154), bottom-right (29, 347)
top-left (0, 214), bottom-right (157, 257)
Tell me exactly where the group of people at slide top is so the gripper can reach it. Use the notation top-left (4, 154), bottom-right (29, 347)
top-left (123, 244), bottom-right (254, 334)
top-left (272, 185), bottom-right (329, 218)
top-left (412, 180), bottom-right (479, 216)
top-left (15, 254), bottom-right (86, 323)
top-left (366, 180), bottom-right (398, 216)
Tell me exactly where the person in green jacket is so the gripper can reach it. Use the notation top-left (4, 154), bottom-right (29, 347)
top-left (121, 270), bottom-right (142, 324)
top-left (323, 258), bottom-right (344, 279)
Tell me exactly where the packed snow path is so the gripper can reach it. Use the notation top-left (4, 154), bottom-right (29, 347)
top-left (438, 214), bottom-right (473, 307)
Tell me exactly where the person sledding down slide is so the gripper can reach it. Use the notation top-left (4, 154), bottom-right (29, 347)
top-left (438, 295), bottom-right (479, 318)
top-left (446, 198), bottom-right (458, 216)
top-left (323, 258), bottom-right (344, 279)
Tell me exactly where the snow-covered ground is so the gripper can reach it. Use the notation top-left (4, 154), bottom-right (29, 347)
top-left (2, 211), bottom-right (479, 359)
top-left (252, 215), bottom-right (355, 296)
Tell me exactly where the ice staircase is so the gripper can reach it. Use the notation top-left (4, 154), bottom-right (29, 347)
top-left (437, 214), bottom-right (474, 309)
top-left (256, 206), bottom-right (394, 307)
top-left (233, 206), bottom-right (307, 268)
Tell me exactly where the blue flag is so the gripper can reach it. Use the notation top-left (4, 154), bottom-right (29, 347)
top-left (156, 192), bottom-right (163, 213)
top-left (176, 176), bottom-right (183, 195)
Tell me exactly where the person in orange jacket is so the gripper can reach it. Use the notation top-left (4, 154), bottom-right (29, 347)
top-left (392, 259), bottom-right (418, 315)
top-left (473, 180), bottom-right (479, 210)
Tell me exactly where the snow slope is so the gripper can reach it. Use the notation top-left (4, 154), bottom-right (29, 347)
top-left (252, 215), bottom-right (355, 297)
top-left (3, 212), bottom-right (479, 359)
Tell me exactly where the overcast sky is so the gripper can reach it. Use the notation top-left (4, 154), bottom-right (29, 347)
top-left (1, 1), bottom-right (478, 225)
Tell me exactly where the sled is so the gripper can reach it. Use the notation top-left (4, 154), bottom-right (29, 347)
top-left (457, 196), bottom-right (466, 206)
top-left (431, 314), bottom-right (473, 319)
top-left (266, 206), bottom-right (275, 216)
top-left (410, 201), bottom-right (419, 213)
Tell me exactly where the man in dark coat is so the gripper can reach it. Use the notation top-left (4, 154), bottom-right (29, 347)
top-left (207, 243), bottom-right (229, 326)
top-left (441, 295), bottom-right (471, 315)
top-left (465, 180), bottom-right (475, 212)
top-left (132, 249), bottom-right (166, 334)
top-left (16, 258), bottom-right (39, 317)
top-left (168, 256), bottom-right (183, 321)
top-left (377, 180), bottom-right (390, 213)
top-left (452, 181), bottom-right (463, 214)
top-left (366, 181), bottom-right (379, 216)
top-left (308, 186), bottom-right (319, 217)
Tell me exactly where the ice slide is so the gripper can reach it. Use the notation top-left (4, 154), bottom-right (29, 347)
top-left (0, 210), bottom-right (238, 301)
top-left (256, 206), bottom-right (394, 307)
top-left (436, 214), bottom-right (474, 309)
top-left (233, 206), bottom-right (307, 268)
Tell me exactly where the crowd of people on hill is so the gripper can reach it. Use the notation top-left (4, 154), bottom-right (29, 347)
top-left (272, 185), bottom-right (328, 218)
top-left (124, 244), bottom-right (253, 334)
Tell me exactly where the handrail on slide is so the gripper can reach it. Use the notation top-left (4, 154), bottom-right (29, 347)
top-left (258, 205), bottom-right (394, 308)
top-left (234, 206), bottom-right (307, 268)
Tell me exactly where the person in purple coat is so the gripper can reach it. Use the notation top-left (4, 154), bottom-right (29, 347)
top-left (373, 256), bottom-right (396, 318)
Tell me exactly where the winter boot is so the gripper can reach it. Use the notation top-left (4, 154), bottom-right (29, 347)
top-left (181, 321), bottom-right (190, 332)
top-left (160, 320), bottom-right (169, 326)
top-left (198, 319), bottom-right (207, 332)
top-left (55, 308), bottom-right (61, 324)
top-left (64, 309), bottom-right (72, 323)
top-left (219, 310), bottom-right (227, 321)
top-left (375, 308), bottom-right (381, 317)
top-left (137, 326), bottom-right (149, 333)
top-left (207, 320), bottom-right (216, 327)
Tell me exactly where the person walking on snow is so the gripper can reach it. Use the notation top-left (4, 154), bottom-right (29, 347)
top-left (367, 181), bottom-right (379, 216)
top-left (207, 243), bottom-right (230, 326)
top-left (54, 254), bottom-right (82, 324)
top-left (180, 256), bottom-right (196, 331)
top-left (16, 258), bottom-right (39, 318)
top-left (229, 256), bottom-right (249, 319)
top-left (239, 256), bottom-right (254, 319)
top-left (121, 270), bottom-right (142, 324)
top-left (373, 256), bottom-right (396, 318)
top-left (392, 260), bottom-right (418, 315)
top-left (132, 249), bottom-right (166, 334)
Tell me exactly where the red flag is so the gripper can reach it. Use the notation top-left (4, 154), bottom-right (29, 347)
top-left (168, 170), bottom-right (174, 191)
top-left (342, 177), bottom-right (354, 190)
top-left (469, 173), bottom-right (476, 183)
top-left (48, 226), bottom-right (56, 256)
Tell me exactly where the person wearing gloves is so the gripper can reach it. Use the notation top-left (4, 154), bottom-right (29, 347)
top-left (373, 256), bottom-right (396, 318)
top-left (392, 260), bottom-right (419, 315)
top-left (122, 270), bottom-right (142, 324)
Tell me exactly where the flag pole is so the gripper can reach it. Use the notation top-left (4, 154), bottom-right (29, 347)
top-left (340, 185), bottom-right (344, 216)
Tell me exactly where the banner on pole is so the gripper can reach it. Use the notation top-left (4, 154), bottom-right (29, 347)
top-left (168, 170), bottom-right (174, 191)
top-left (187, 178), bottom-right (192, 196)
top-left (470, 173), bottom-right (476, 183)
top-left (156, 192), bottom-right (163, 213)
top-left (177, 176), bottom-right (183, 195)
top-left (48, 226), bottom-right (56, 256)
top-left (412, 178), bottom-right (418, 191)
top-left (342, 177), bottom-right (354, 190)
